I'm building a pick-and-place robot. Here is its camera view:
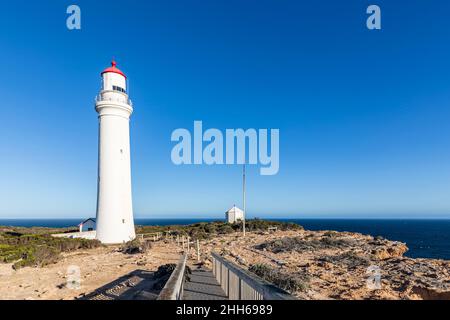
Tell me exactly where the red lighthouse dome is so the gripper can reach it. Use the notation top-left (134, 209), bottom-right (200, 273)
top-left (101, 60), bottom-right (126, 78)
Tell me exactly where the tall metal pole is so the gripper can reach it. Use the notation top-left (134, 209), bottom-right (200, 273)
top-left (243, 164), bottom-right (246, 237)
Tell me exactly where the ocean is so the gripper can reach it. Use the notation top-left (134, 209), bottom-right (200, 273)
top-left (1, 218), bottom-right (449, 260)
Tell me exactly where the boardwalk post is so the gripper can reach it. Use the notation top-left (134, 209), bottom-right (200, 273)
top-left (238, 278), bottom-right (242, 300)
top-left (187, 236), bottom-right (190, 252)
top-left (196, 239), bottom-right (200, 262)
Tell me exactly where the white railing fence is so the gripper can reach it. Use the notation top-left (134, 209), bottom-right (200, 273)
top-left (136, 232), bottom-right (163, 242)
top-left (212, 252), bottom-right (296, 300)
top-left (157, 253), bottom-right (187, 300)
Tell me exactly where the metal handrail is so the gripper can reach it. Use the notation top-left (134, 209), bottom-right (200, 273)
top-left (157, 253), bottom-right (187, 300)
top-left (211, 252), bottom-right (296, 300)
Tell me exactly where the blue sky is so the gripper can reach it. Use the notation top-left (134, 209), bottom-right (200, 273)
top-left (1, 0), bottom-right (450, 219)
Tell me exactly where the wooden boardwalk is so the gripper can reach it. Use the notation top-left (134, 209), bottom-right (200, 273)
top-left (182, 267), bottom-right (228, 300)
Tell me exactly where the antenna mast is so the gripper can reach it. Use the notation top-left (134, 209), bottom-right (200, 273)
top-left (243, 164), bottom-right (246, 237)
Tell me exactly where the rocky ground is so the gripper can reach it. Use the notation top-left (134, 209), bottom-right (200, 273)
top-left (0, 241), bottom-right (180, 300)
top-left (0, 228), bottom-right (449, 300)
top-left (194, 229), bottom-right (450, 300)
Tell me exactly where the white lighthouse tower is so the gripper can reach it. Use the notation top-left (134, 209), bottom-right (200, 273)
top-left (94, 61), bottom-right (136, 244)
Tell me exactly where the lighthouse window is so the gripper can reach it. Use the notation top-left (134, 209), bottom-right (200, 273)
top-left (112, 85), bottom-right (126, 93)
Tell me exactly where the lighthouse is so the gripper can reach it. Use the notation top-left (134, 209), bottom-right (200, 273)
top-left (94, 61), bottom-right (136, 244)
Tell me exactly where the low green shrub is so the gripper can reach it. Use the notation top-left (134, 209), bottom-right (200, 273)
top-left (0, 231), bottom-right (101, 269)
top-left (256, 236), bottom-right (354, 253)
top-left (135, 219), bottom-right (303, 241)
top-left (120, 239), bottom-right (152, 254)
top-left (249, 263), bottom-right (309, 293)
top-left (319, 252), bottom-right (370, 269)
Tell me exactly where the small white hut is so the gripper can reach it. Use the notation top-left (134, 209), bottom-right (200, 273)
top-left (78, 218), bottom-right (96, 232)
top-left (225, 206), bottom-right (244, 224)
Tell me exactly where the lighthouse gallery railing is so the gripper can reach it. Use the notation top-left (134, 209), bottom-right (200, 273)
top-left (95, 94), bottom-right (133, 107)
